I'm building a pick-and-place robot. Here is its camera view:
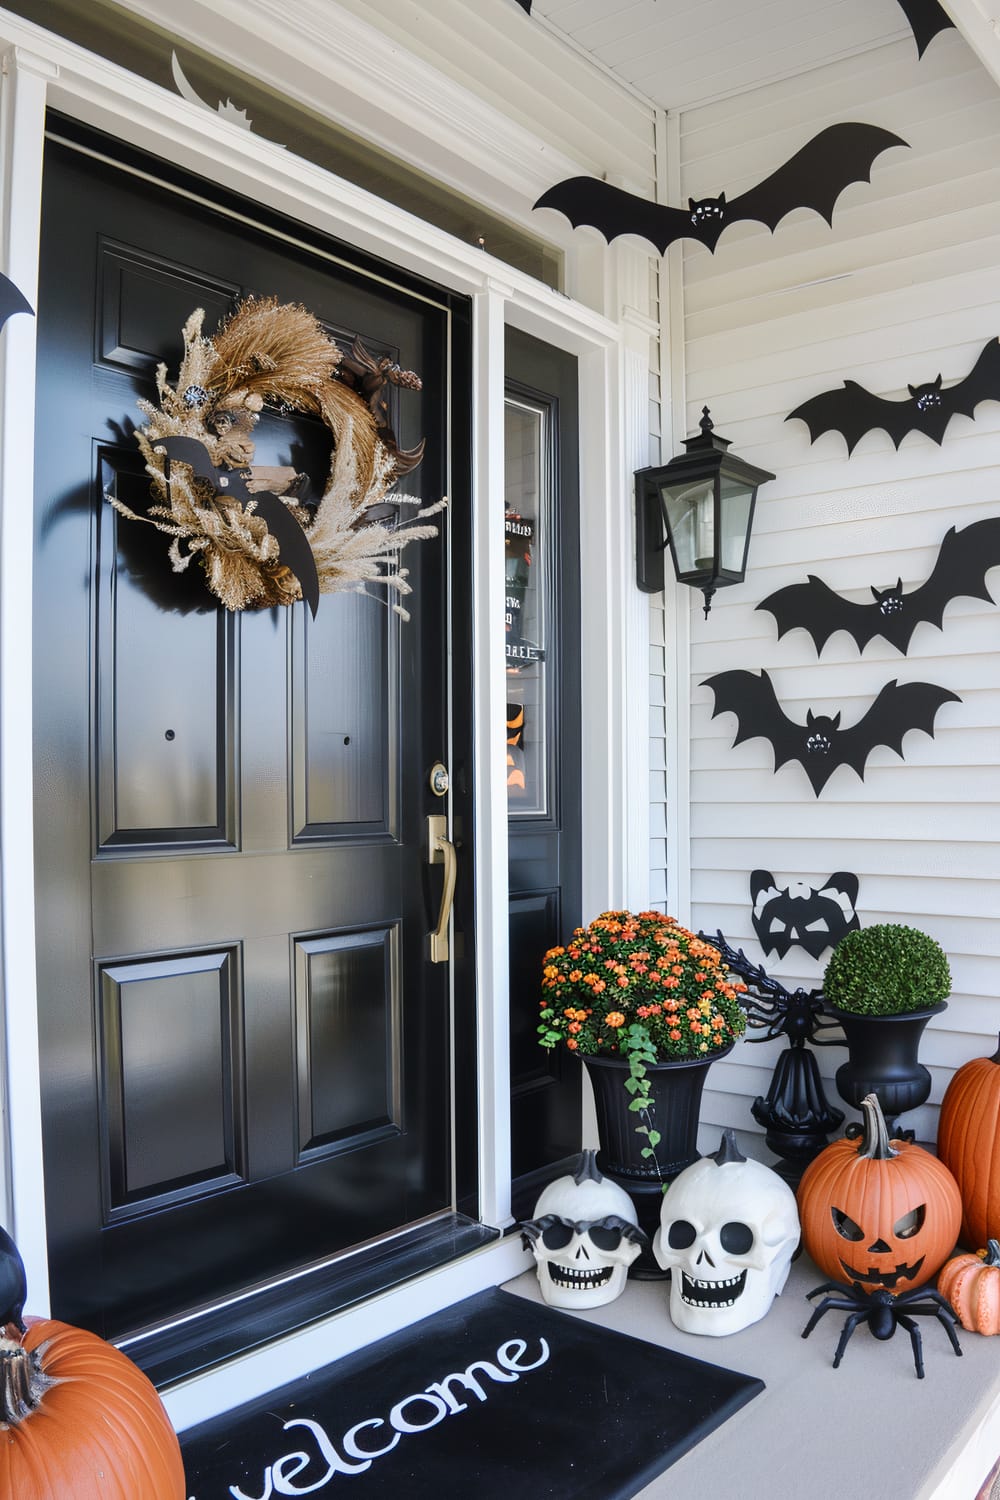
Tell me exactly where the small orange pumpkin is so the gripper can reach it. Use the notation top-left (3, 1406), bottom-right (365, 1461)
top-left (938, 1240), bottom-right (1000, 1335)
top-left (797, 1092), bottom-right (961, 1293)
top-left (937, 1034), bottom-right (1000, 1249)
top-left (0, 1225), bottom-right (184, 1499)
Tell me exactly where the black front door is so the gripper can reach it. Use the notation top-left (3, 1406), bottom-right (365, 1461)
top-left (32, 127), bottom-right (472, 1339)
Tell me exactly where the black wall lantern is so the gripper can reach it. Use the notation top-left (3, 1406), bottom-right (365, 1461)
top-left (636, 407), bottom-right (775, 616)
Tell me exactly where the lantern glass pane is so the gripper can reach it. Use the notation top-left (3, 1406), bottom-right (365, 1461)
top-left (661, 478), bottom-right (716, 574)
top-left (719, 475), bottom-right (754, 573)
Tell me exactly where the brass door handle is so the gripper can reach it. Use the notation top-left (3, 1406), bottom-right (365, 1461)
top-left (427, 814), bottom-right (457, 963)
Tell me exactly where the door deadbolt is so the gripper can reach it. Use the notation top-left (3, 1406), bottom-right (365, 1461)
top-left (429, 761), bottom-right (450, 797)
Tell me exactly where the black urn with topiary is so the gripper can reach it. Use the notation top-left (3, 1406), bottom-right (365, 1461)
top-left (823, 923), bottom-right (951, 1136)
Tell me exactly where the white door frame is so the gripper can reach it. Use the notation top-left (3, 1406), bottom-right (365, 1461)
top-left (0, 3), bottom-right (652, 1421)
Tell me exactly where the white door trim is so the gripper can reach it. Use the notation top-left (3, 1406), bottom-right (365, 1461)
top-left (0, 4), bottom-right (652, 1413)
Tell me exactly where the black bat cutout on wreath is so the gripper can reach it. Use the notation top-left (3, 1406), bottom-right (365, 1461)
top-left (750, 870), bottom-right (860, 959)
top-left (757, 516), bottom-right (1000, 656)
top-left (896, 0), bottom-right (955, 57)
top-left (156, 436), bottom-right (320, 617)
top-left (533, 123), bottom-right (907, 255)
top-left (787, 338), bottom-right (1000, 453)
top-left (702, 669), bottom-right (959, 795)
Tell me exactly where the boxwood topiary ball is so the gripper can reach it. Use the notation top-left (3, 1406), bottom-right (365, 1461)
top-left (822, 922), bottom-right (951, 1017)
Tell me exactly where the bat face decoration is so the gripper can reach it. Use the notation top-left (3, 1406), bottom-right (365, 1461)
top-left (757, 517), bottom-right (1000, 656)
top-left (533, 123), bottom-right (908, 255)
top-left (786, 338), bottom-right (1000, 452)
top-left (702, 668), bottom-right (959, 795)
top-left (896, 0), bottom-right (955, 56)
top-left (750, 870), bottom-right (860, 960)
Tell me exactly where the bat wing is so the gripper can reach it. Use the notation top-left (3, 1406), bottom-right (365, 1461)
top-left (940, 338), bottom-right (1000, 421)
top-left (701, 669), bottom-right (803, 773)
top-left (904, 517), bottom-right (1000, 636)
top-left (727, 123), bottom-right (908, 235)
top-left (156, 435), bottom-right (252, 500)
top-left (250, 492), bottom-right (320, 619)
top-left (533, 177), bottom-right (697, 254)
top-left (756, 575), bottom-right (883, 654)
top-left (155, 436), bottom-right (320, 616)
top-left (836, 680), bottom-right (960, 780)
top-left (0, 272), bottom-right (32, 331)
top-left (786, 380), bottom-right (919, 453)
top-left (896, 0), bottom-right (955, 56)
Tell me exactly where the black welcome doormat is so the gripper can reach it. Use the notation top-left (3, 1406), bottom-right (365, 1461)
top-left (181, 1287), bottom-right (764, 1499)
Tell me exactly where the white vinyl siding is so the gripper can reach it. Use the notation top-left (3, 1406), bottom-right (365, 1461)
top-left (669, 30), bottom-right (1000, 1142)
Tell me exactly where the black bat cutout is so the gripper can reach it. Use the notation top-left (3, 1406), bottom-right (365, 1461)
top-left (757, 516), bottom-right (1000, 656)
top-left (0, 271), bottom-right (33, 329)
top-left (896, 0), bottom-right (955, 56)
top-left (702, 669), bottom-right (959, 795)
top-left (787, 338), bottom-right (1000, 453)
top-left (533, 123), bottom-right (908, 255)
top-left (156, 436), bottom-right (320, 617)
top-left (750, 869), bottom-right (860, 959)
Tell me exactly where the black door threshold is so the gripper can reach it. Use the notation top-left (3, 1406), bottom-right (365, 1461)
top-left (119, 1214), bottom-right (499, 1389)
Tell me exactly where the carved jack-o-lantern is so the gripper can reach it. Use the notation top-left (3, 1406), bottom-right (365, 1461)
top-left (797, 1093), bottom-right (961, 1293)
top-left (652, 1131), bottom-right (800, 1336)
top-left (521, 1152), bottom-right (646, 1309)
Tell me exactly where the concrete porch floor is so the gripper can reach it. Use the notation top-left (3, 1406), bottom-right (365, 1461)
top-left (503, 1251), bottom-right (1000, 1500)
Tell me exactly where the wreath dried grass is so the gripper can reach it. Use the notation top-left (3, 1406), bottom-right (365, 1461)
top-left (113, 297), bottom-right (444, 615)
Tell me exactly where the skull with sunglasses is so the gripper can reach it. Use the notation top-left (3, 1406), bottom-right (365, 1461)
top-left (521, 1151), bottom-right (647, 1308)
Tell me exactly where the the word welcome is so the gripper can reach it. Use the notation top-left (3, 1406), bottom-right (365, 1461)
top-left (196, 1334), bottom-right (550, 1499)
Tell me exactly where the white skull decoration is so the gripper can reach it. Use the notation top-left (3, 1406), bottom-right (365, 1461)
top-left (653, 1131), bottom-right (800, 1336)
top-left (521, 1152), bottom-right (647, 1309)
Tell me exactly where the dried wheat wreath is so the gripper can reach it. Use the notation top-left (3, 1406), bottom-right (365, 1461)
top-left (114, 297), bottom-right (445, 615)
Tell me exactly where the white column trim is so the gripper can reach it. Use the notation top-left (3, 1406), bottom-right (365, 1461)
top-left (618, 297), bottom-right (655, 912)
top-left (659, 108), bottom-right (692, 927)
top-left (473, 278), bottom-right (514, 1231)
top-left (0, 43), bottom-right (52, 1303)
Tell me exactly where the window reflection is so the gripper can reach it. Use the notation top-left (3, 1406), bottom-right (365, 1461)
top-left (504, 397), bottom-right (549, 816)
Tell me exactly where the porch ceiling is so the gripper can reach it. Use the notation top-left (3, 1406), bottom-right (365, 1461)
top-left (530, 0), bottom-right (996, 110)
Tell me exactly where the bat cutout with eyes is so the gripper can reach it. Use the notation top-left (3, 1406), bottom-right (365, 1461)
top-left (786, 338), bottom-right (1000, 452)
top-left (155, 436), bottom-right (320, 617)
top-left (702, 669), bottom-right (959, 796)
top-left (751, 870), bottom-right (860, 960)
top-left (757, 516), bottom-right (1000, 656)
top-left (533, 123), bottom-right (908, 255)
top-left (896, 0), bottom-right (955, 56)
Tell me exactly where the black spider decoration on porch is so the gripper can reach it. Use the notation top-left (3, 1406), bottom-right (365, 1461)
top-left (802, 1280), bottom-right (962, 1378)
top-left (702, 932), bottom-right (844, 1179)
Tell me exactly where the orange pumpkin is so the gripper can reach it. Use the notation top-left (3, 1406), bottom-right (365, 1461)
top-left (938, 1240), bottom-right (1000, 1334)
top-left (0, 1318), bottom-right (185, 1498)
top-left (937, 1034), bottom-right (1000, 1250)
top-left (797, 1092), bottom-right (961, 1293)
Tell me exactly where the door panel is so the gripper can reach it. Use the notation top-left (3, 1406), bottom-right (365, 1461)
top-left (33, 131), bottom-right (468, 1339)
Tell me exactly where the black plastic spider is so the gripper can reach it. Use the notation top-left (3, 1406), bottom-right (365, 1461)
top-left (801, 1279), bottom-right (962, 1378)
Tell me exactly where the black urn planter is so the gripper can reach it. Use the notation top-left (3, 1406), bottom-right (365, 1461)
top-left (829, 1001), bottom-right (947, 1136)
top-left (750, 1046), bottom-right (844, 1185)
top-left (583, 1046), bottom-right (733, 1274)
